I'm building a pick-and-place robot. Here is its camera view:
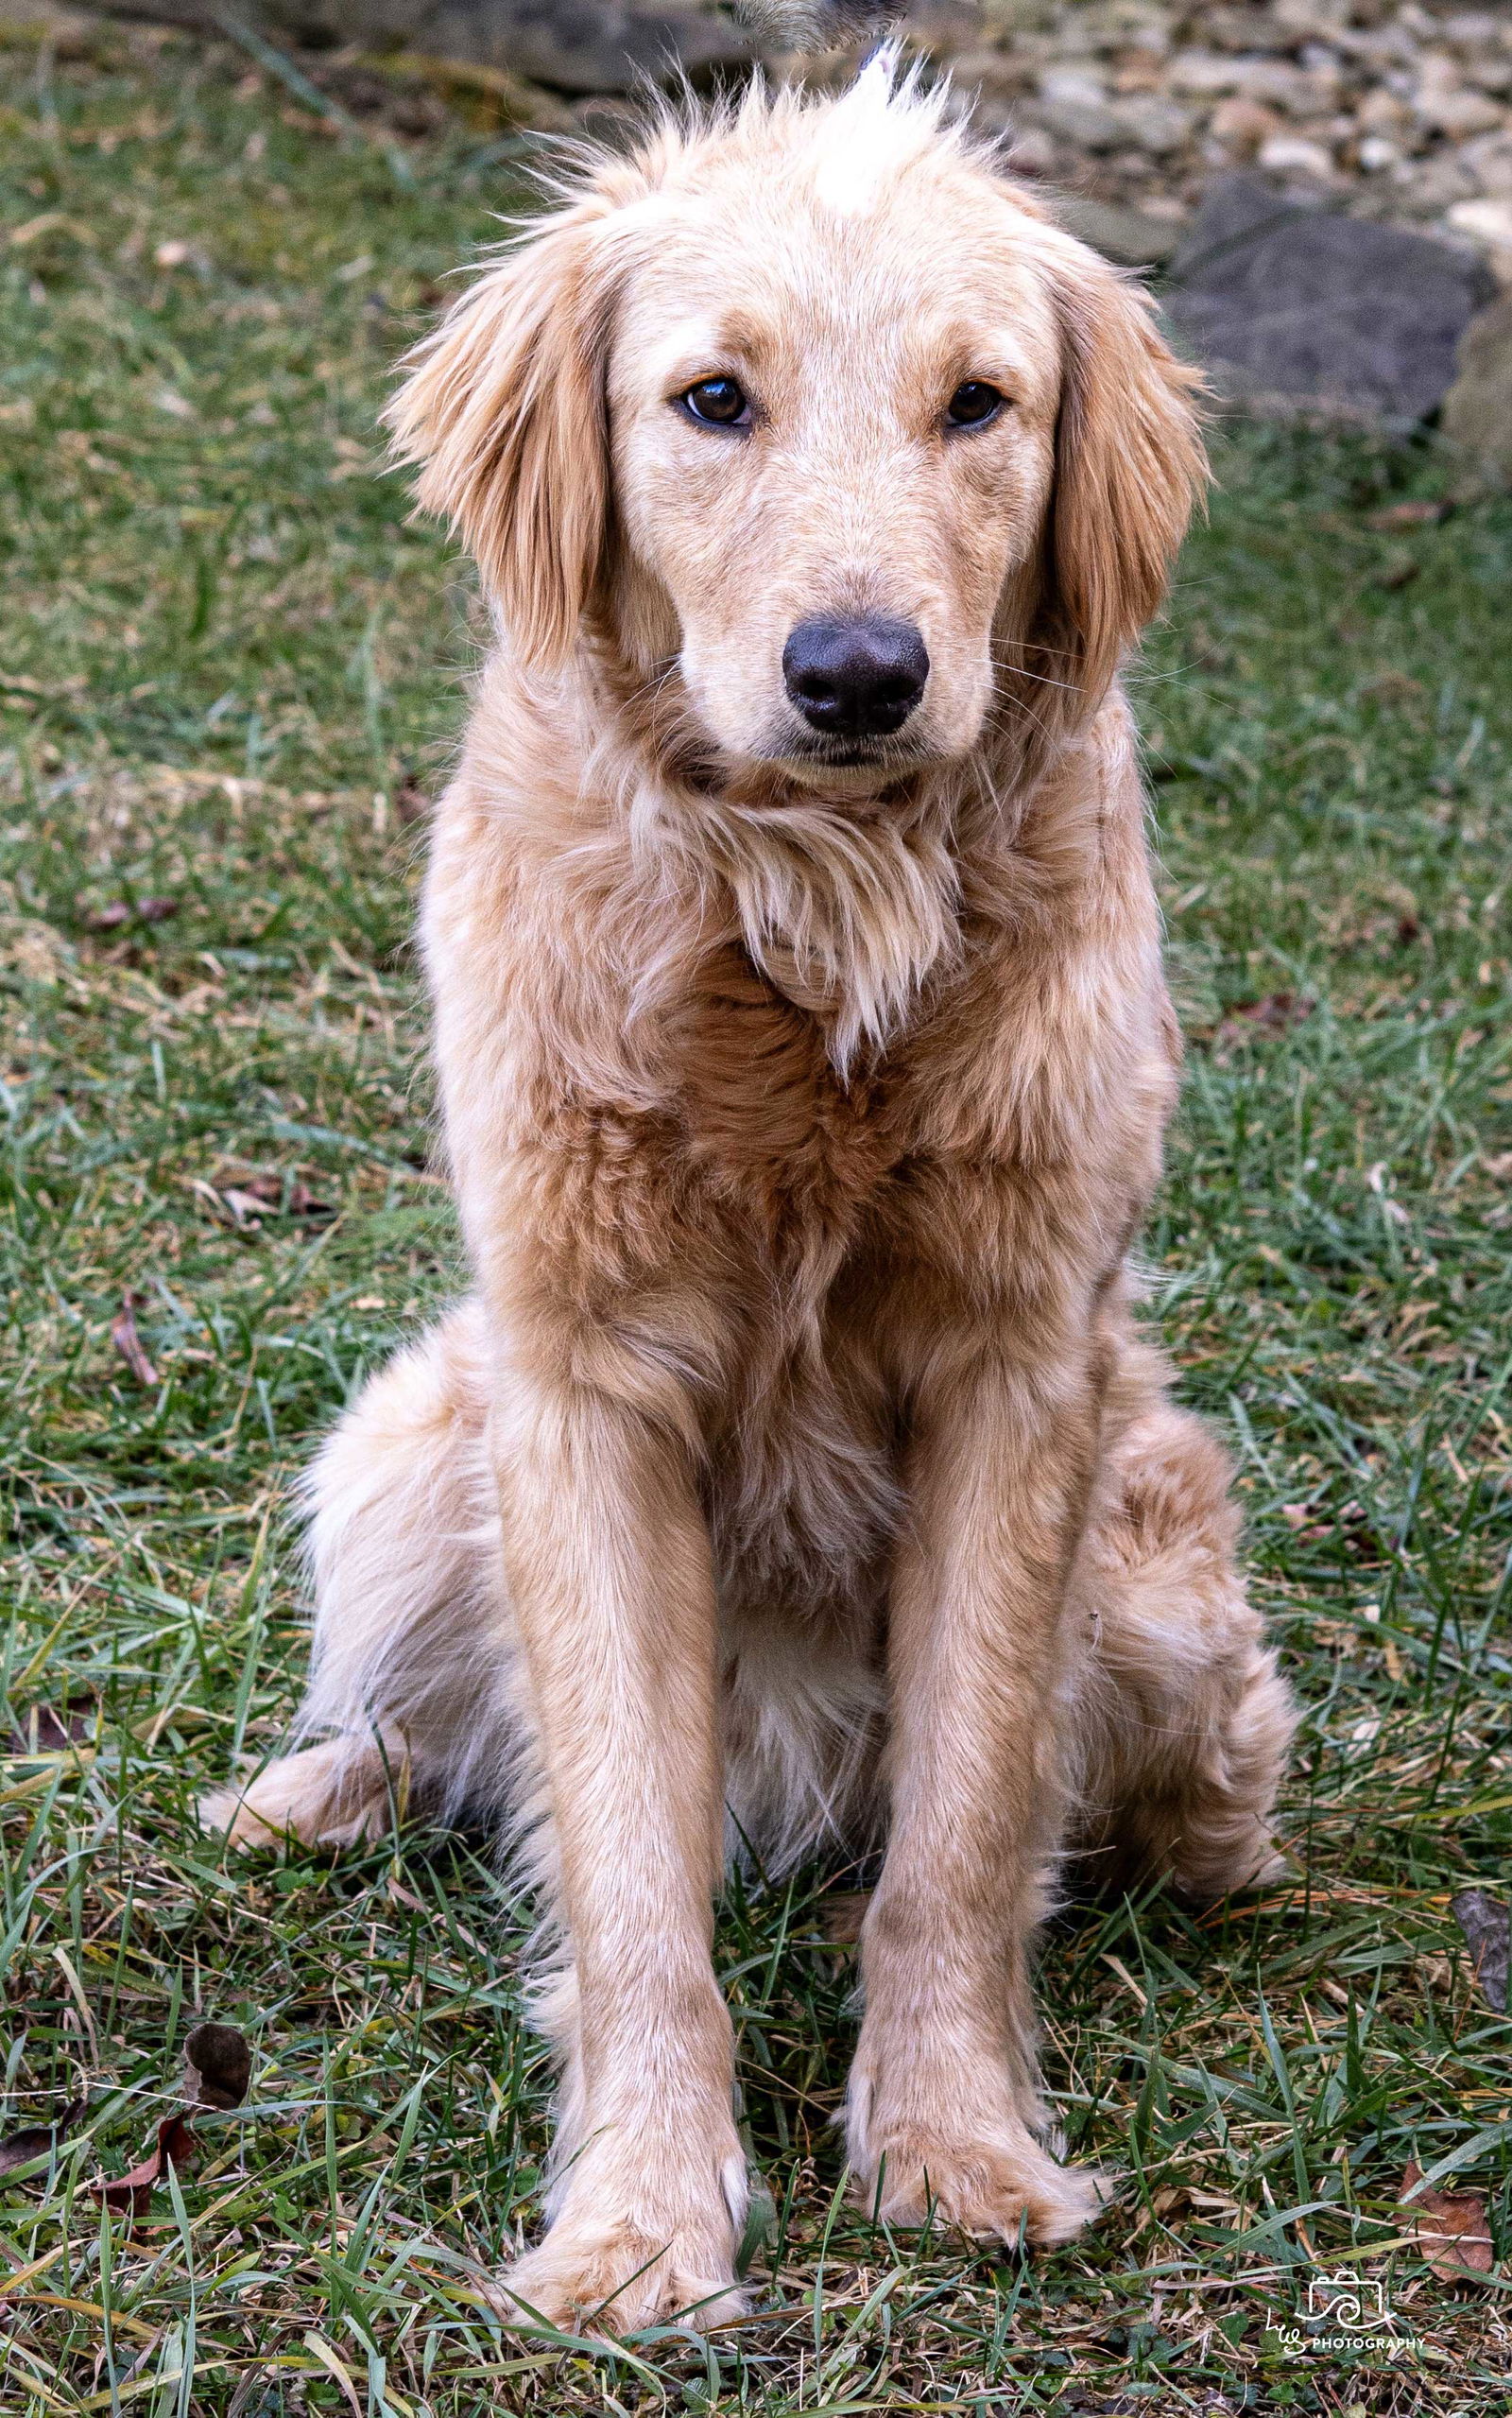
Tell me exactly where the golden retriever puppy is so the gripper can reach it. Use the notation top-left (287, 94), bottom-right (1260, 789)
top-left (204, 55), bottom-right (1296, 2334)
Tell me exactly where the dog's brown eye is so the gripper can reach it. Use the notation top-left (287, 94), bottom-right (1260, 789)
top-left (681, 376), bottom-right (750, 428)
top-left (946, 380), bottom-right (1005, 429)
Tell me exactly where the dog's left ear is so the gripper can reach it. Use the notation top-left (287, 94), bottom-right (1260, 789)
top-left (1040, 251), bottom-right (1208, 713)
top-left (385, 201), bottom-right (616, 669)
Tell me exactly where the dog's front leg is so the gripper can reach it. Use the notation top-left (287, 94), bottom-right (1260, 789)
top-left (491, 1369), bottom-right (746, 2335)
top-left (847, 1343), bottom-right (1108, 2250)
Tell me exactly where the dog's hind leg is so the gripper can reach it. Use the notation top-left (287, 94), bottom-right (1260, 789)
top-left (202, 1297), bottom-right (519, 1849)
top-left (1071, 1345), bottom-right (1297, 1903)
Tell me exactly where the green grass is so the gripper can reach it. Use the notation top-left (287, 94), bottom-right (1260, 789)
top-left (3, 21), bottom-right (1511, 2416)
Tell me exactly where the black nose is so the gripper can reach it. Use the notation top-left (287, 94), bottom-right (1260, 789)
top-left (782, 615), bottom-right (929, 740)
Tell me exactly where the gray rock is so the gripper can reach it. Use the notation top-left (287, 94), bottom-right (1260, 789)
top-left (1441, 292), bottom-right (1512, 488)
top-left (1054, 194), bottom-right (1186, 268)
top-left (1161, 175), bottom-right (1498, 424)
top-left (1107, 93), bottom-right (1194, 155)
top-left (259, 0), bottom-right (754, 94)
top-left (1030, 67), bottom-right (1126, 150)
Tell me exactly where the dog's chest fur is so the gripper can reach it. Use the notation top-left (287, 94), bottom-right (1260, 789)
top-left (662, 945), bottom-right (927, 1850)
top-left (674, 941), bottom-right (903, 1237)
top-left (668, 942), bottom-right (942, 1633)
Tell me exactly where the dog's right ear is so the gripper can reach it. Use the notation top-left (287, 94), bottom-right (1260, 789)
top-left (386, 204), bottom-right (614, 670)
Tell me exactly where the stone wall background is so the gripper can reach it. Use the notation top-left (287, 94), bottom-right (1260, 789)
top-left (43, 0), bottom-right (1512, 469)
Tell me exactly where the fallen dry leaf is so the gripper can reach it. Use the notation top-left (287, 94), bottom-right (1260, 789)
top-left (1359, 672), bottom-right (1425, 711)
top-left (1278, 1501), bottom-right (1335, 1542)
top-left (1229, 991), bottom-right (1314, 1031)
top-left (96, 2111), bottom-right (198, 2220)
top-left (231, 1170), bottom-right (331, 1218)
top-left (94, 2023), bottom-right (251, 2224)
top-left (219, 1186), bottom-right (270, 1230)
top-left (87, 896), bottom-right (177, 932)
top-left (1452, 1889), bottom-right (1509, 2013)
top-left (212, 1169), bottom-right (333, 1230)
top-left (1400, 2161), bottom-right (1495, 2280)
top-left (0, 2099), bottom-right (86, 2178)
top-left (1211, 992), bottom-right (1315, 1061)
top-left (183, 2021), bottom-right (252, 2112)
top-left (0, 2126), bottom-right (67, 2177)
top-left (7, 1700), bottom-right (95, 1755)
top-left (110, 1293), bottom-right (158, 1388)
top-left (1366, 500), bottom-right (1452, 531)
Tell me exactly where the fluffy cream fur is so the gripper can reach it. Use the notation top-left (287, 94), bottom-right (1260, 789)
top-left (203, 56), bottom-right (1297, 2338)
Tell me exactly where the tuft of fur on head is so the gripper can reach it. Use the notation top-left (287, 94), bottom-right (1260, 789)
top-left (382, 49), bottom-right (976, 648)
top-left (386, 48), bottom-right (1203, 695)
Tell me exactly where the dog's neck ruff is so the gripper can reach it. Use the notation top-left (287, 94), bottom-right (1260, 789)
top-left (575, 636), bottom-right (1080, 1076)
top-left (627, 760), bottom-right (967, 1074)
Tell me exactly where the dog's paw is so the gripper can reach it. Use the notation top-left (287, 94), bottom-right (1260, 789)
top-left (854, 2122), bottom-right (1108, 2250)
top-left (490, 2216), bottom-right (745, 2337)
top-left (1173, 1821), bottom-right (1291, 1906)
top-left (847, 2037), bottom-right (1108, 2252)
top-left (199, 1743), bottom-right (398, 1852)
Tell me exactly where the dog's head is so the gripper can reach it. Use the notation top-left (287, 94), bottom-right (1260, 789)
top-left (389, 57), bottom-right (1205, 796)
